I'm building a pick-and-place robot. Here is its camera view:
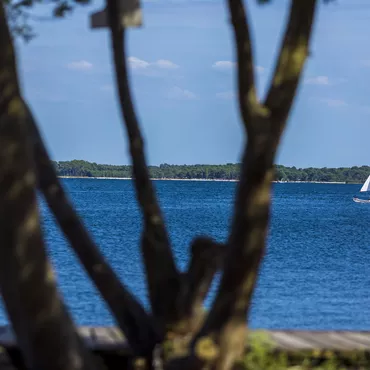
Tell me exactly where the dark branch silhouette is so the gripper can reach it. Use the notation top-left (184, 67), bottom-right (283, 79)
top-left (176, 237), bottom-right (224, 333)
top-left (106, 0), bottom-right (181, 329)
top-left (264, 0), bottom-right (318, 123)
top-left (0, 0), bottom-right (321, 369)
top-left (26, 105), bottom-right (160, 356)
top-left (187, 1), bottom-right (318, 369)
top-left (0, 3), bottom-right (99, 369)
top-left (228, 0), bottom-right (263, 129)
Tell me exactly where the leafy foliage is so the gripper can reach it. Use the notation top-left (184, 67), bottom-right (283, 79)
top-left (4, 0), bottom-right (92, 40)
top-left (240, 332), bottom-right (370, 370)
top-left (0, 0), bottom-right (349, 369)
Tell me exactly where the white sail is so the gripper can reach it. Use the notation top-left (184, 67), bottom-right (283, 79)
top-left (360, 175), bottom-right (370, 192)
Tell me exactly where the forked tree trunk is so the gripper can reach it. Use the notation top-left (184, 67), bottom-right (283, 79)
top-left (0, 3), bottom-right (101, 370)
top-left (0, 0), bottom-right (318, 369)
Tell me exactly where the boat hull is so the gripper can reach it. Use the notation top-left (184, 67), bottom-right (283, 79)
top-left (353, 197), bottom-right (370, 203)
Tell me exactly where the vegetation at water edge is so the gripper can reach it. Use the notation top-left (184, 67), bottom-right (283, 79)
top-left (54, 160), bottom-right (369, 183)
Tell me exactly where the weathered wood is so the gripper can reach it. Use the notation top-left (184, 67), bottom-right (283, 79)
top-left (107, 327), bottom-right (125, 342)
top-left (82, 327), bottom-right (126, 351)
top-left (91, 327), bottom-right (119, 348)
top-left (77, 327), bottom-right (96, 349)
top-left (2, 327), bottom-right (370, 370)
top-left (1, 327), bottom-right (370, 353)
top-left (344, 332), bottom-right (370, 347)
top-left (270, 330), bottom-right (370, 351)
top-left (269, 331), bottom-right (316, 350)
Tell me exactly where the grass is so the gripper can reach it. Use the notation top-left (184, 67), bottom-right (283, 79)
top-left (2, 332), bottom-right (370, 369)
top-left (237, 332), bottom-right (370, 370)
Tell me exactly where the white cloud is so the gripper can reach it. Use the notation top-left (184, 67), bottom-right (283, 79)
top-left (216, 91), bottom-right (235, 100)
top-left (128, 57), bottom-right (151, 69)
top-left (167, 86), bottom-right (197, 100)
top-left (212, 60), bottom-right (236, 70)
top-left (305, 75), bottom-right (330, 85)
top-left (66, 60), bottom-right (93, 71)
top-left (212, 60), bottom-right (264, 73)
top-left (155, 59), bottom-right (179, 69)
top-left (305, 76), bottom-right (348, 86)
top-left (128, 56), bottom-right (179, 71)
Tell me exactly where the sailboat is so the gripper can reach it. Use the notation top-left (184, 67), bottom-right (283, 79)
top-left (353, 175), bottom-right (370, 203)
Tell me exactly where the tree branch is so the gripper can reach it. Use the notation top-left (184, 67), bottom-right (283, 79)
top-left (264, 0), bottom-right (317, 122)
top-left (186, 1), bottom-right (318, 369)
top-left (106, 0), bottom-right (181, 327)
top-left (190, 142), bottom-right (275, 370)
top-left (176, 237), bottom-right (224, 333)
top-left (228, 0), bottom-right (265, 131)
top-left (25, 105), bottom-right (160, 356)
top-left (0, 4), bottom-right (100, 369)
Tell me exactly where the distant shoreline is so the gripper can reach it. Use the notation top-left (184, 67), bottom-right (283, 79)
top-left (53, 160), bottom-right (369, 184)
top-left (58, 176), bottom-right (350, 184)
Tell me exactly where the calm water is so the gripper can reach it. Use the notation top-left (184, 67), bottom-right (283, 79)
top-left (1, 180), bottom-right (370, 330)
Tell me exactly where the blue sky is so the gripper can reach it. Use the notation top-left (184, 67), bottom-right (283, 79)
top-left (16, 0), bottom-right (370, 167)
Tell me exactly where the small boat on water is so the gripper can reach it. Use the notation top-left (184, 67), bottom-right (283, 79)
top-left (353, 175), bottom-right (370, 203)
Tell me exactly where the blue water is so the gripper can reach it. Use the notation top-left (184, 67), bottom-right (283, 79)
top-left (1, 180), bottom-right (370, 330)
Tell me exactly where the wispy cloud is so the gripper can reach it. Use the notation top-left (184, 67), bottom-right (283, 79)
top-left (305, 75), bottom-right (330, 85)
top-left (212, 60), bottom-right (264, 73)
top-left (216, 91), bottom-right (235, 100)
top-left (155, 59), bottom-right (180, 69)
top-left (212, 60), bottom-right (236, 70)
top-left (305, 75), bottom-right (347, 86)
top-left (167, 86), bottom-right (197, 100)
top-left (128, 57), bottom-right (150, 69)
top-left (66, 60), bottom-right (93, 71)
top-left (128, 56), bottom-right (179, 70)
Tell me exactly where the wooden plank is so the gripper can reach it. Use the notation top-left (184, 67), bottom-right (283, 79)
top-left (319, 332), bottom-right (366, 351)
top-left (343, 332), bottom-right (370, 347)
top-left (0, 326), bottom-right (370, 354)
top-left (93, 327), bottom-right (116, 344)
top-left (89, 327), bottom-right (98, 349)
top-left (269, 331), bottom-right (317, 350)
top-left (293, 331), bottom-right (370, 351)
top-left (292, 331), bottom-right (338, 350)
top-left (325, 332), bottom-right (369, 350)
top-left (90, 327), bottom-right (123, 350)
top-left (77, 327), bottom-right (95, 348)
top-left (107, 327), bottom-right (125, 342)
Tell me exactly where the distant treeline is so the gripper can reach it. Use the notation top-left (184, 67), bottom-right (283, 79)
top-left (53, 160), bottom-right (369, 183)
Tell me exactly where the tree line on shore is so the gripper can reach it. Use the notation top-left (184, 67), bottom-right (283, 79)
top-left (54, 160), bottom-right (369, 183)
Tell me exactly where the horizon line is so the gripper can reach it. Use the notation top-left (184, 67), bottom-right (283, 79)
top-left (52, 159), bottom-right (370, 170)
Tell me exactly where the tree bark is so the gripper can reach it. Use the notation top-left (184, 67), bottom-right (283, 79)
top-left (185, 1), bottom-right (318, 369)
top-left (26, 105), bottom-right (160, 357)
top-left (175, 237), bottom-right (224, 334)
top-left (0, 0), bottom-right (319, 369)
top-left (106, 0), bottom-right (181, 330)
top-left (0, 4), bottom-right (101, 369)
